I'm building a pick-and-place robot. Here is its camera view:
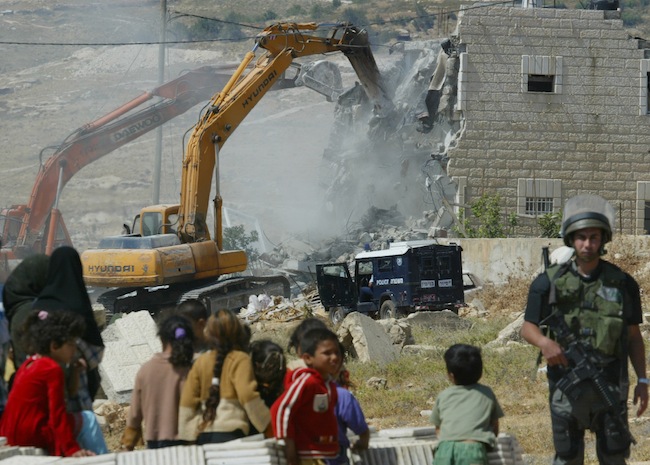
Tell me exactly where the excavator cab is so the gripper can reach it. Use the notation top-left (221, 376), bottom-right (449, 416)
top-left (129, 205), bottom-right (179, 237)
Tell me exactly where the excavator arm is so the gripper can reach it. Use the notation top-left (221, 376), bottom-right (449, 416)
top-left (178, 22), bottom-right (391, 246)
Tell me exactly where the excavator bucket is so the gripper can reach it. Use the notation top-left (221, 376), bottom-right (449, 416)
top-left (295, 60), bottom-right (343, 102)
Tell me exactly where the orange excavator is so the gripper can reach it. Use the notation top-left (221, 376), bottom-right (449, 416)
top-left (81, 22), bottom-right (392, 316)
top-left (0, 59), bottom-right (344, 281)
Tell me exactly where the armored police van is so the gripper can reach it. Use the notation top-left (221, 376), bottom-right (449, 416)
top-left (316, 240), bottom-right (465, 323)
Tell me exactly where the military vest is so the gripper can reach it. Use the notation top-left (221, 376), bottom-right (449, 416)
top-left (546, 262), bottom-right (626, 358)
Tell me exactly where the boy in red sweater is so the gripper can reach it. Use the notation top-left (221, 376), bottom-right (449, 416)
top-left (271, 327), bottom-right (342, 465)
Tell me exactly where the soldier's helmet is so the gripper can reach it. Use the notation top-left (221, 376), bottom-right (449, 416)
top-left (561, 194), bottom-right (615, 247)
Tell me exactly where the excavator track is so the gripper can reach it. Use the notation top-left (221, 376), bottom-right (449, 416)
top-left (90, 274), bottom-right (291, 320)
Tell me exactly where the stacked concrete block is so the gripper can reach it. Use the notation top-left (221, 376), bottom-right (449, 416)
top-left (357, 427), bottom-right (525, 465)
top-left (59, 454), bottom-right (117, 465)
top-left (0, 446), bottom-right (48, 462)
top-left (203, 436), bottom-right (286, 465)
top-left (99, 311), bottom-right (162, 403)
top-left (0, 457), bottom-right (60, 465)
top-left (358, 427), bottom-right (437, 465)
top-left (490, 435), bottom-right (526, 465)
top-left (0, 431), bottom-right (526, 465)
top-left (115, 445), bottom-right (203, 465)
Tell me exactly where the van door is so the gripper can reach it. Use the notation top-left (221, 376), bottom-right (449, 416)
top-left (315, 263), bottom-right (357, 308)
top-left (435, 246), bottom-right (465, 306)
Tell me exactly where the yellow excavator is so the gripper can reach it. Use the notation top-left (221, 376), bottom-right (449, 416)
top-left (81, 22), bottom-right (391, 315)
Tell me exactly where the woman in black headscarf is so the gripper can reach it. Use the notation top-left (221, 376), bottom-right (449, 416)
top-left (32, 246), bottom-right (104, 411)
top-left (2, 254), bottom-right (49, 366)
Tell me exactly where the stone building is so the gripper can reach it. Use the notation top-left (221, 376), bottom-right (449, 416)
top-left (447, 4), bottom-right (650, 236)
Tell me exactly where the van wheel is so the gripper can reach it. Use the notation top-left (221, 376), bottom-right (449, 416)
top-left (329, 307), bottom-right (346, 325)
top-left (380, 301), bottom-right (397, 319)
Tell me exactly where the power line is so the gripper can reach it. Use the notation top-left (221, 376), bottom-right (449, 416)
top-left (0, 1), bottom-right (517, 47)
top-left (168, 11), bottom-right (263, 31)
top-left (0, 37), bottom-right (256, 46)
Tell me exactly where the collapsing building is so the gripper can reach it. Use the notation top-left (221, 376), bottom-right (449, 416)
top-left (324, 2), bottom-right (650, 237)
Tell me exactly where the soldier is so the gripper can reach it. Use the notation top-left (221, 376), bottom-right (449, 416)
top-left (521, 194), bottom-right (648, 465)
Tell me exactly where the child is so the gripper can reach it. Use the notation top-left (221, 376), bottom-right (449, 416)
top-left (271, 327), bottom-right (342, 465)
top-left (178, 308), bottom-right (270, 444)
top-left (286, 317), bottom-right (328, 372)
top-left (176, 299), bottom-right (209, 355)
top-left (250, 339), bottom-right (286, 408)
top-left (327, 368), bottom-right (370, 465)
top-left (430, 344), bottom-right (504, 465)
top-left (121, 314), bottom-right (195, 450)
top-left (0, 310), bottom-right (105, 457)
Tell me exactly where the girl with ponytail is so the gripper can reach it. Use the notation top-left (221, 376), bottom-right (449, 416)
top-left (178, 308), bottom-right (270, 444)
top-left (121, 314), bottom-right (195, 450)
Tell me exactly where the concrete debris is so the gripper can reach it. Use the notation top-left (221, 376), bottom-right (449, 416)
top-left (93, 401), bottom-right (127, 439)
top-left (366, 377), bottom-right (389, 389)
top-left (336, 312), bottom-right (399, 367)
top-left (406, 309), bottom-right (473, 331)
top-left (458, 298), bottom-right (488, 318)
top-left (401, 345), bottom-right (442, 356)
top-left (238, 289), bottom-right (323, 324)
top-left (376, 318), bottom-right (415, 348)
top-left (485, 313), bottom-right (526, 348)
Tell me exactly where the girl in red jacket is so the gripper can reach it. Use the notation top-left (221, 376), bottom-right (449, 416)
top-left (0, 310), bottom-right (97, 457)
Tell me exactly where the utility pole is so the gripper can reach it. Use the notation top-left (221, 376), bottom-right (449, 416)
top-left (153, 0), bottom-right (167, 204)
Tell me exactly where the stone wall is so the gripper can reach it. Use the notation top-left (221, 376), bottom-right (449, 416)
top-left (448, 5), bottom-right (650, 236)
top-left (438, 235), bottom-right (650, 283)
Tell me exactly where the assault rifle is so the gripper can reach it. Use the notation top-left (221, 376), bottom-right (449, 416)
top-left (540, 299), bottom-right (636, 445)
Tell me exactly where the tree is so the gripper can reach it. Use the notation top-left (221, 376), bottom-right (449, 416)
top-left (223, 225), bottom-right (260, 262)
top-left (455, 194), bottom-right (517, 238)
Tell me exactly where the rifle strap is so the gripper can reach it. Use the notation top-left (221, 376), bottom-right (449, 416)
top-left (536, 262), bottom-right (571, 367)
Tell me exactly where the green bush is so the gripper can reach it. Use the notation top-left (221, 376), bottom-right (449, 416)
top-left (538, 212), bottom-right (562, 238)
top-left (223, 225), bottom-right (260, 262)
top-left (455, 194), bottom-right (517, 238)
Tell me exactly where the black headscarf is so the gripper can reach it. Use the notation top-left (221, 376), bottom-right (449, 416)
top-left (32, 246), bottom-right (103, 347)
top-left (2, 254), bottom-right (49, 325)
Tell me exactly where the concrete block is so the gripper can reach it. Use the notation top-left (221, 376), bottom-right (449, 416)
top-left (115, 445), bottom-right (203, 465)
top-left (99, 311), bottom-right (163, 404)
top-left (336, 313), bottom-right (399, 367)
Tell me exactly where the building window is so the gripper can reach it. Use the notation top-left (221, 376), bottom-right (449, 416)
top-left (517, 179), bottom-right (561, 217)
top-left (525, 197), bottom-right (554, 215)
top-left (521, 55), bottom-right (562, 94)
top-left (527, 75), bottom-right (554, 93)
